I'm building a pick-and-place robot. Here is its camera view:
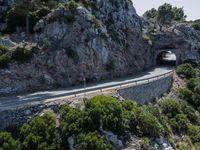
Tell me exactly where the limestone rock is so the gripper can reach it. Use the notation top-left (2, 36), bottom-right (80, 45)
top-left (100, 129), bottom-right (124, 149)
top-left (68, 135), bottom-right (76, 150)
top-left (0, 0), bottom-right (153, 95)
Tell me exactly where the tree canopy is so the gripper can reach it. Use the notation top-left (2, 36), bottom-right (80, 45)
top-left (143, 3), bottom-right (186, 26)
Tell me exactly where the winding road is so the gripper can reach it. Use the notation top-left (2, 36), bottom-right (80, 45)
top-left (0, 67), bottom-right (174, 110)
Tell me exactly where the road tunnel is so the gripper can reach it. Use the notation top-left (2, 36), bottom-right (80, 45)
top-left (156, 51), bottom-right (177, 66)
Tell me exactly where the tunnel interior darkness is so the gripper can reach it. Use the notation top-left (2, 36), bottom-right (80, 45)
top-left (156, 51), bottom-right (177, 66)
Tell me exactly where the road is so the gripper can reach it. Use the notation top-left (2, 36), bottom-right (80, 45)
top-left (0, 67), bottom-right (174, 110)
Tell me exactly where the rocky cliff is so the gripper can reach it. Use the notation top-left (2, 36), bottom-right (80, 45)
top-left (0, 0), bottom-right (153, 95)
top-left (149, 23), bottom-right (200, 64)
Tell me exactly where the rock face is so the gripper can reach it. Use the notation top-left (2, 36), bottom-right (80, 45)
top-left (100, 129), bottom-right (123, 149)
top-left (0, 0), bottom-right (153, 95)
top-left (150, 23), bottom-right (200, 64)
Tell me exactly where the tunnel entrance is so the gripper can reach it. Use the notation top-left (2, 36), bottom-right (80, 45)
top-left (156, 51), bottom-right (177, 66)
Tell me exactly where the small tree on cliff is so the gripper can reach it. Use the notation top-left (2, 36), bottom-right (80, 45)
top-left (143, 3), bottom-right (187, 31)
top-left (143, 8), bottom-right (158, 22)
top-left (157, 3), bottom-right (174, 30)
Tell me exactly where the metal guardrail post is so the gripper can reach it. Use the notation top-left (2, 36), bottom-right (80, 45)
top-left (100, 89), bottom-right (103, 95)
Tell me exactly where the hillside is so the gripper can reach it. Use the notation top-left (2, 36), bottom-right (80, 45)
top-left (1, 63), bottom-right (200, 150)
top-left (1, 1), bottom-right (200, 150)
top-left (0, 0), bottom-right (153, 95)
top-left (0, 0), bottom-right (200, 96)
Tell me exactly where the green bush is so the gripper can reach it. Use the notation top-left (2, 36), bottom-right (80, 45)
top-left (182, 106), bottom-right (199, 124)
top-left (178, 78), bottom-right (200, 107)
top-left (186, 78), bottom-right (200, 92)
top-left (159, 99), bottom-right (182, 118)
top-left (4, 2), bottom-right (51, 34)
top-left (4, 5), bottom-right (27, 33)
top-left (0, 45), bottom-right (7, 55)
top-left (137, 109), bottom-right (163, 137)
top-left (192, 22), bottom-right (200, 30)
top-left (85, 96), bottom-right (125, 135)
top-left (176, 63), bottom-right (196, 79)
top-left (20, 111), bottom-right (61, 150)
top-left (0, 132), bottom-right (21, 150)
top-left (106, 57), bottom-right (115, 71)
top-left (12, 47), bottom-right (32, 62)
top-left (65, 47), bottom-right (79, 63)
top-left (29, 6), bottom-right (51, 33)
top-left (121, 100), bottom-right (138, 132)
top-left (169, 114), bottom-right (188, 133)
top-left (67, 0), bottom-right (78, 9)
top-left (0, 54), bottom-right (11, 68)
top-left (79, 131), bottom-right (112, 150)
top-left (80, 0), bottom-right (91, 8)
top-left (143, 34), bottom-right (151, 42)
top-left (60, 107), bottom-right (88, 135)
top-left (177, 88), bottom-right (193, 103)
top-left (187, 125), bottom-right (200, 143)
top-left (121, 100), bottom-right (138, 112)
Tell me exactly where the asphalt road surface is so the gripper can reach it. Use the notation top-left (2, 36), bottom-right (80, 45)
top-left (0, 67), bottom-right (174, 110)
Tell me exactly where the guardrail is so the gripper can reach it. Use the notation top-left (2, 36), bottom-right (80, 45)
top-left (101, 70), bottom-right (174, 92)
top-left (0, 70), bottom-right (175, 109)
top-left (71, 70), bottom-right (175, 98)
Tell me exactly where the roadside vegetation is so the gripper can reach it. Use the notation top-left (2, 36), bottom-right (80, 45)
top-left (1, 62), bottom-right (200, 149)
top-left (0, 44), bottom-right (33, 69)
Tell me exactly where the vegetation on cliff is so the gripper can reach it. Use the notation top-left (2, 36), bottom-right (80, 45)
top-left (0, 44), bottom-right (33, 68)
top-left (143, 3), bottom-right (186, 26)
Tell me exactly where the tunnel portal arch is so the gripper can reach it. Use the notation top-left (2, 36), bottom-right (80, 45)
top-left (155, 49), bottom-right (181, 66)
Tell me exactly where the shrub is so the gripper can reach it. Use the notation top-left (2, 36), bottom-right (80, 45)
top-left (0, 132), bottom-right (21, 150)
top-left (60, 107), bottom-right (88, 135)
top-left (169, 114), bottom-right (188, 133)
top-left (67, 0), bottom-right (78, 9)
top-left (143, 34), bottom-right (151, 42)
top-left (121, 100), bottom-right (137, 111)
top-left (106, 57), bottom-right (115, 71)
top-left (92, 16), bottom-right (102, 28)
top-left (176, 63), bottom-right (196, 79)
top-left (192, 22), bottom-right (200, 30)
top-left (186, 78), bottom-right (200, 92)
top-left (177, 88), bottom-right (193, 103)
top-left (29, 6), bottom-right (51, 33)
top-left (187, 125), bottom-right (200, 143)
top-left (159, 99), bottom-right (182, 118)
top-left (4, 2), bottom-right (51, 34)
top-left (182, 106), bottom-right (199, 124)
top-left (0, 44), bottom-right (7, 55)
top-left (79, 131), bottom-right (112, 150)
top-left (192, 93), bottom-right (200, 107)
top-left (85, 96), bottom-right (125, 135)
top-left (65, 47), bottom-right (79, 63)
top-left (121, 100), bottom-right (138, 132)
top-left (5, 6), bottom-right (25, 33)
top-left (137, 109), bottom-right (163, 137)
top-left (0, 54), bottom-right (11, 68)
top-left (12, 47), bottom-right (32, 62)
top-left (20, 111), bottom-right (61, 150)
top-left (80, 0), bottom-right (91, 8)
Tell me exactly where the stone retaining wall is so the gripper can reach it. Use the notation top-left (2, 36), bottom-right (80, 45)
top-left (118, 75), bottom-right (173, 104)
